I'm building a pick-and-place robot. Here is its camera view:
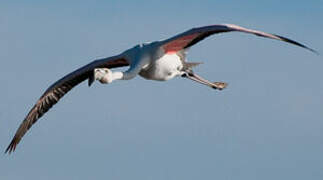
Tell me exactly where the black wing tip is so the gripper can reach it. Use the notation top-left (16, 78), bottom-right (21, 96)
top-left (5, 138), bottom-right (18, 154)
top-left (274, 34), bottom-right (319, 55)
top-left (307, 48), bottom-right (320, 55)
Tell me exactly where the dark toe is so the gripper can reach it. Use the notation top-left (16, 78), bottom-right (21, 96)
top-left (212, 82), bottom-right (228, 90)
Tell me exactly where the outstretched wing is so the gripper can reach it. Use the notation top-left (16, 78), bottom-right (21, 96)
top-left (6, 55), bottom-right (129, 153)
top-left (161, 24), bottom-right (316, 53)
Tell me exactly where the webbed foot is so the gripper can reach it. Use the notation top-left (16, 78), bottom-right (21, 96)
top-left (211, 82), bottom-right (228, 90)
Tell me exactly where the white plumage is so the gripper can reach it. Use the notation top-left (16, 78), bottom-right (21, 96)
top-left (6, 24), bottom-right (316, 153)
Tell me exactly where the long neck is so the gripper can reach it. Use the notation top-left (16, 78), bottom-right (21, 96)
top-left (112, 72), bottom-right (124, 81)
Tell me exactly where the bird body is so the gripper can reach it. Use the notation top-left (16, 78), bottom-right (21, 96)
top-left (6, 24), bottom-right (316, 153)
top-left (95, 41), bottom-right (193, 82)
top-left (139, 49), bottom-right (185, 81)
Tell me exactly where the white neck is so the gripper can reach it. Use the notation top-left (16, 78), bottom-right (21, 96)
top-left (112, 72), bottom-right (124, 81)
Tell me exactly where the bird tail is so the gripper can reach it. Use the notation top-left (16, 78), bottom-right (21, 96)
top-left (183, 62), bottom-right (203, 70)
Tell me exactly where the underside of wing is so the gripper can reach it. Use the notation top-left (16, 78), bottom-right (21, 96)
top-left (6, 55), bottom-right (129, 153)
top-left (161, 24), bottom-right (316, 54)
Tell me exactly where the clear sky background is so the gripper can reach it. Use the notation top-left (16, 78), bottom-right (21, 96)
top-left (1, 0), bottom-right (322, 179)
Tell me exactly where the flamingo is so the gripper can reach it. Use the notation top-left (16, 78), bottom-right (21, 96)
top-left (6, 24), bottom-right (316, 153)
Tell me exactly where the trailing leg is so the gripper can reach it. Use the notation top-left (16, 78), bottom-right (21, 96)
top-left (182, 71), bottom-right (227, 90)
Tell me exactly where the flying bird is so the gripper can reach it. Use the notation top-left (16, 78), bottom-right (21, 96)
top-left (6, 24), bottom-right (316, 153)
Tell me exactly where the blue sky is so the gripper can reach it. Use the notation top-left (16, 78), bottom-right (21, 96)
top-left (1, 1), bottom-right (322, 179)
